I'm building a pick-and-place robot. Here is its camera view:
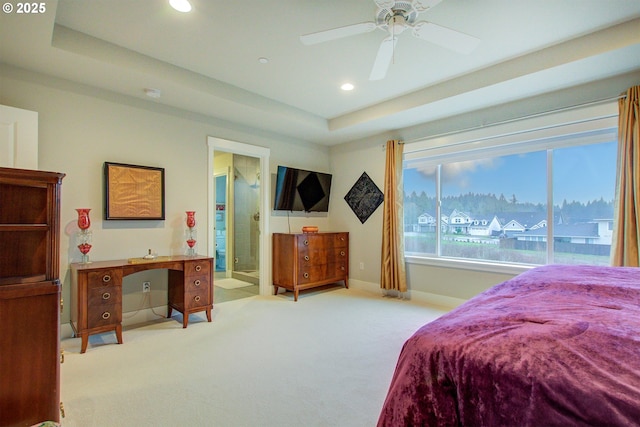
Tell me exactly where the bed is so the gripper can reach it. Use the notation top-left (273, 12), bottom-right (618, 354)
top-left (377, 265), bottom-right (640, 426)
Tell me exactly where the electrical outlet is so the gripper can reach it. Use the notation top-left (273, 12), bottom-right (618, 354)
top-left (142, 281), bottom-right (151, 293)
top-left (359, 262), bottom-right (365, 270)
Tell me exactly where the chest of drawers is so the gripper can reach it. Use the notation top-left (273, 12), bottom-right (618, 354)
top-left (272, 232), bottom-right (349, 301)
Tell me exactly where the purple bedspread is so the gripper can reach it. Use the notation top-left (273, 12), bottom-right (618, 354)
top-left (377, 265), bottom-right (640, 427)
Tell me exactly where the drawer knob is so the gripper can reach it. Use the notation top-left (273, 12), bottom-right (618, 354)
top-left (340, 266), bottom-right (345, 271)
top-left (303, 272), bottom-right (309, 279)
top-left (194, 279), bottom-right (201, 286)
top-left (102, 274), bottom-right (111, 283)
top-left (303, 239), bottom-right (308, 246)
top-left (102, 292), bottom-right (111, 300)
top-left (304, 255), bottom-right (310, 261)
top-left (194, 295), bottom-right (201, 302)
top-left (340, 251), bottom-right (346, 256)
top-left (102, 311), bottom-right (111, 320)
top-left (195, 265), bottom-right (202, 272)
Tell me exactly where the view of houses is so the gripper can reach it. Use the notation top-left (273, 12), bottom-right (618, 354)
top-left (403, 188), bottom-right (615, 264)
top-left (412, 208), bottom-right (612, 245)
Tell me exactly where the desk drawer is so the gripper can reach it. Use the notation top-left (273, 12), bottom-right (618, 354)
top-left (87, 269), bottom-right (122, 289)
top-left (185, 285), bottom-right (210, 309)
top-left (87, 304), bottom-right (121, 328)
top-left (184, 260), bottom-right (211, 277)
top-left (185, 274), bottom-right (209, 291)
top-left (88, 285), bottom-right (121, 307)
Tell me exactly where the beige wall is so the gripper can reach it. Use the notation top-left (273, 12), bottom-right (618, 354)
top-left (4, 64), bottom-right (637, 324)
top-left (1, 66), bottom-right (332, 323)
top-left (328, 72), bottom-right (640, 301)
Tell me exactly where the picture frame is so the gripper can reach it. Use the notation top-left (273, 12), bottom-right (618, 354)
top-left (104, 162), bottom-right (165, 220)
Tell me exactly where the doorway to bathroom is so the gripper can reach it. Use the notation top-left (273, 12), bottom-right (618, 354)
top-left (208, 137), bottom-right (270, 303)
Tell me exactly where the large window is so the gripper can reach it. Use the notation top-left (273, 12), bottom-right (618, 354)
top-left (403, 105), bottom-right (618, 268)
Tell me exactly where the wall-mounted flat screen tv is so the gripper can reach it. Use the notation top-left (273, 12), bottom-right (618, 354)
top-left (273, 165), bottom-right (332, 212)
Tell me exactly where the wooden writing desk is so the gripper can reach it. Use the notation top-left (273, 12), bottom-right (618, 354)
top-left (70, 255), bottom-right (213, 353)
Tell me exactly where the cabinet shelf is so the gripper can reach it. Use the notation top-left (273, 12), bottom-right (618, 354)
top-left (0, 166), bottom-right (65, 426)
top-left (0, 224), bottom-right (49, 230)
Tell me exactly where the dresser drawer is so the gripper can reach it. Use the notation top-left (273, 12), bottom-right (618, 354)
top-left (295, 233), bottom-right (326, 250)
top-left (86, 269), bottom-right (122, 289)
top-left (298, 247), bottom-right (348, 266)
top-left (87, 304), bottom-right (121, 328)
top-left (298, 262), bottom-right (347, 284)
top-left (88, 285), bottom-right (122, 307)
top-left (332, 233), bottom-right (349, 248)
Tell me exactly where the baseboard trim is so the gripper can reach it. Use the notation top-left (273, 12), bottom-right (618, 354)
top-left (348, 279), bottom-right (466, 311)
top-left (60, 285), bottom-right (466, 340)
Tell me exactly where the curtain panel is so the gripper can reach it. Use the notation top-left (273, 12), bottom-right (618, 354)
top-left (380, 140), bottom-right (407, 292)
top-left (612, 85), bottom-right (640, 266)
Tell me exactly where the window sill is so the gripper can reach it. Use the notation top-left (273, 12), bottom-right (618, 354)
top-left (405, 254), bottom-right (536, 275)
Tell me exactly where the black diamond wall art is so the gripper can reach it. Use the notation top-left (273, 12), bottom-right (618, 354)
top-left (344, 172), bottom-right (384, 224)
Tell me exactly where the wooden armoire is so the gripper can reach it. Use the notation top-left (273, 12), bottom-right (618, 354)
top-left (0, 167), bottom-right (65, 426)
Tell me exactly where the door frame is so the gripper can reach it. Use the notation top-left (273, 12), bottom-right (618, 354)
top-left (207, 136), bottom-right (270, 296)
top-left (213, 169), bottom-right (230, 276)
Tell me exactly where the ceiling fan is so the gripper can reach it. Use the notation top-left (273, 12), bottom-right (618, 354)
top-left (300, 0), bottom-right (480, 81)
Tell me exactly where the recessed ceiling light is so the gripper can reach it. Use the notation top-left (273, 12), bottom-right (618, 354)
top-left (258, 57), bottom-right (269, 64)
top-left (341, 83), bottom-right (355, 91)
top-left (144, 88), bottom-right (162, 98)
top-left (169, 0), bottom-right (192, 13)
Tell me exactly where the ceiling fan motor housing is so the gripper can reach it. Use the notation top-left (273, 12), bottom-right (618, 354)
top-left (376, 1), bottom-right (418, 31)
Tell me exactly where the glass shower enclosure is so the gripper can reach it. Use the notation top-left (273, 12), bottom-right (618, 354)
top-left (214, 152), bottom-right (260, 285)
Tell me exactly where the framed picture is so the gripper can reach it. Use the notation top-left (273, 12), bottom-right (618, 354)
top-left (104, 162), bottom-right (165, 220)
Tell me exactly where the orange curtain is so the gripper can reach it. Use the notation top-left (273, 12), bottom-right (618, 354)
top-left (381, 140), bottom-right (407, 292)
top-left (612, 86), bottom-right (640, 266)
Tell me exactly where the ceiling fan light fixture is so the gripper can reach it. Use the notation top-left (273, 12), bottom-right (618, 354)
top-left (169, 0), bottom-right (192, 13)
top-left (388, 14), bottom-right (407, 35)
top-left (341, 83), bottom-right (355, 91)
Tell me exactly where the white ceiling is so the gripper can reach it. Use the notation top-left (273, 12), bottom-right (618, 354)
top-left (1, 0), bottom-right (639, 145)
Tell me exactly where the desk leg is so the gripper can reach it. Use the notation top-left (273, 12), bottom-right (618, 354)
top-left (115, 324), bottom-right (123, 344)
top-left (80, 333), bottom-right (88, 354)
top-left (182, 314), bottom-right (189, 329)
top-left (167, 305), bottom-right (173, 318)
top-left (206, 307), bottom-right (212, 322)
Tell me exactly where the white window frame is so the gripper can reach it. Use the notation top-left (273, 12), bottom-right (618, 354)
top-left (403, 102), bottom-right (618, 275)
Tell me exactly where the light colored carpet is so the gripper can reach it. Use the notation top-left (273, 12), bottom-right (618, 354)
top-left (60, 287), bottom-right (447, 426)
top-left (214, 278), bottom-right (254, 290)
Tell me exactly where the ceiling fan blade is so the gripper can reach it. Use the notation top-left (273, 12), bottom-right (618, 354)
top-left (412, 0), bottom-right (443, 12)
top-left (412, 21), bottom-right (480, 54)
top-left (374, 0), bottom-right (395, 8)
top-left (369, 35), bottom-right (398, 81)
top-left (300, 22), bottom-right (377, 45)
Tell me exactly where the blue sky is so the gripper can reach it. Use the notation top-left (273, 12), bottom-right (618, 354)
top-left (404, 141), bottom-right (617, 205)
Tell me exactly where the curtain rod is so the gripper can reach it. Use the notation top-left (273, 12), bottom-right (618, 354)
top-left (401, 94), bottom-right (626, 146)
